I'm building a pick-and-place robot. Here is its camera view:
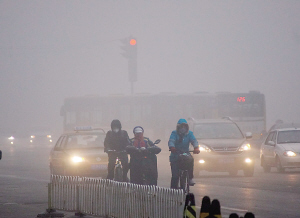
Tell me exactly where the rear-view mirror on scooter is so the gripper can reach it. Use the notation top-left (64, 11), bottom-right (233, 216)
top-left (154, 139), bottom-right (161, 145)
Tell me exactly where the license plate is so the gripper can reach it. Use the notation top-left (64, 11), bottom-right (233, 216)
top-left (218, 159), bottom-right (234, 164)
top-left (91, 164), bottom-right (107, 170)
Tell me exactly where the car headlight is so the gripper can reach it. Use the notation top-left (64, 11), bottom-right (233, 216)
top-left (31, 135), bottom-right (35, 139)
top-left (72, 156), bottom-right (84, 163)
top-left (47, 135), bottom-right (51, 138)
top-left (8, 136), bottom-right (14, 140)
top-left (284, 151), bottom-right (296, 157)
top-left (199, 144), bottom-right (211, 152)
top-left (239, 143), bottom-right (251, 151)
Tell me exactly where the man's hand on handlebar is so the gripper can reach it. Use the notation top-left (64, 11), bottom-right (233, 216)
top-left (193, 147), bottom-right (200, 154)
top-left (170, 147), bottom-right (177, 153)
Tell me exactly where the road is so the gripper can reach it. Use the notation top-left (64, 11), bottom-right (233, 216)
top-left (0, 143), bottom-right (300, 218)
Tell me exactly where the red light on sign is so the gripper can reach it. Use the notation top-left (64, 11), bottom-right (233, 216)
top-left (237, 97), bottom-right (246, 102)
top-left (130, 39), bottom-right (136, 46)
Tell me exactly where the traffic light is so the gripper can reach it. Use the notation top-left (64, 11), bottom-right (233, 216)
top-left (120, 36), bottom-right (137, 82)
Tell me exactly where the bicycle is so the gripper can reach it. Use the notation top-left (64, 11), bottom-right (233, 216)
top-left (170, 150), bottom-right (194, 194)
top-left (107, 150), bottom-right (127, 182)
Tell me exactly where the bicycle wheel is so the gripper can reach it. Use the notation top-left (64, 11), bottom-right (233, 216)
top-left (114, 164), bottom-right (123, 182)
top-left (180, 170), bottom-right (190, 193)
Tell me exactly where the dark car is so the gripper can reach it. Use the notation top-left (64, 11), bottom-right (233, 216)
top-left (49, 127), bottom-right (108, 177)
top-left (189, 118), bottom-right (254, 177)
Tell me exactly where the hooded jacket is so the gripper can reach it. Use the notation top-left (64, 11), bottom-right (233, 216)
top-left (168, 119), bottom-right (199, 162)
top-left (104, 120), bottom-right (130, 152)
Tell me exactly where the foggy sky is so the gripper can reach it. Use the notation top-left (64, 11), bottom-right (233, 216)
top-left (1, 0), bottom-right (300, 135)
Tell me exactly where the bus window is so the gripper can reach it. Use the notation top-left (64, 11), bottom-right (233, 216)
top-left (92, 110), bottom-right (102, 123)
top-left (66, 111), bottom-right (76, 125)
top-left (80, 112), bottom-right (90, 122)
top-left (133, 105), bottom-right (142, 121)
top-left (121, 105), bottom-right (130, 122)
top-left (142, 105), bottom-right (151, 119)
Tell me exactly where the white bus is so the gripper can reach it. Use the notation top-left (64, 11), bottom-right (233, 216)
top-left (60, 91), bottom-right (266, 144)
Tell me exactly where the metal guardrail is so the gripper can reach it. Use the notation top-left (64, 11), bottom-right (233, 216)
top-left (49, 175), bottom-right (186, 218)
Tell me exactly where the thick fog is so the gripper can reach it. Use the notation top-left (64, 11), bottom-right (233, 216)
top-left (1, 1), bottom-right (300, 135)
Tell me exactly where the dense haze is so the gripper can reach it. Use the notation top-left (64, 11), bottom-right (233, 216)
top-left (1, 1), bottom-right (299, 135)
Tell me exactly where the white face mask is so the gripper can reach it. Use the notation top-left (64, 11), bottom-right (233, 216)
top-left (113, 128), bottom-right (120, 133)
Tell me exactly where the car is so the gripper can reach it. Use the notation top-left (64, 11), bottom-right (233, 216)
top-left (29, 127), bottom-right (54, 145)
top-left (189, 118), bottom-right (254, 177)
top-left (49, 126), bottom-right (108, 177)
top-left (260, 127), bottom-right (300, 173)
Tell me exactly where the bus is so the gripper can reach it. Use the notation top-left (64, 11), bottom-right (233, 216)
top-left (60, 91), bottom-right (266, 144)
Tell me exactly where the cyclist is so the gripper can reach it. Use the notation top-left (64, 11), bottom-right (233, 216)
top-left (104, 119), bottom-right (130, 181)
top-left (168, 118), bottom-right (200, 189)
top-left (126, 126), bottom-right (161, 185)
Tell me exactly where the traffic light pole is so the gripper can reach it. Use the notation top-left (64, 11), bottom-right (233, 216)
top-left (120, 36), bottom-right (137, 95)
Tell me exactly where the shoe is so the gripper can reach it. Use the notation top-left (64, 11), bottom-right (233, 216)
top-left (189, 178), bottom-right (195, 186)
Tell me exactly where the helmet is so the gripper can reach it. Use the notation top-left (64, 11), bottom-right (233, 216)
top-left (133, 126), bottom-right (144, 134)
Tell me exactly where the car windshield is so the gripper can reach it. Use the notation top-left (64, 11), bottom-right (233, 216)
top-left (194, 123), bottom-right (244, 139)
top-left (65, 134), bottom-right (105, 149)
top-left (277, 130), bottom-right (300, 144)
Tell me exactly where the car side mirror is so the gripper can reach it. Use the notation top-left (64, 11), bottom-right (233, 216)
top-left (268, 141), bottom-right (275, 146)
top-left (245, 132), bottom-right (252, 139)
top-left (0, 150), bottom-right (2, 160)
top-left (154, 139), bottom-right (161, 145)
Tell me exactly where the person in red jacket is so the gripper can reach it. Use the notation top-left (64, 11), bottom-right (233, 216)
top-left (126, 126), bottom-right (161, 185)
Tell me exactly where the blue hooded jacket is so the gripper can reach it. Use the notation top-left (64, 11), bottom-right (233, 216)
top-left (168, 119), bottom-right (199, 162)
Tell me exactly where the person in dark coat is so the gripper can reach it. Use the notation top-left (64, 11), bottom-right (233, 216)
top-left (126, 126), bottom-right (161, 185)
top-left (104, 119), bottom-right (130, 181)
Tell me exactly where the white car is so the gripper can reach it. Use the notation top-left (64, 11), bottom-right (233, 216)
top-left (260, 127), bottom-right (300, 173)
top-left (190, 118), bottom-right (255, 177)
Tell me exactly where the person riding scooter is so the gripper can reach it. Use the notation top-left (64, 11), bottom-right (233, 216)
top-left (126, 126), bottom-right (161, 185)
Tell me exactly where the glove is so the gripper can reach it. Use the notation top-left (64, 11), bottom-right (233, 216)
top-left (170, 147), bottom-right (177, 153)
top-left (193, 147), bottom-right (200, 154)
top-left (126, 146), bottom-right (138, 154)
top-left (148, 146), bottom-right (161, 155)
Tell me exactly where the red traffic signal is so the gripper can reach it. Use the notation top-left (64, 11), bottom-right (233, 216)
top-left (130, 39), bottom-right (137, 46)
top-left (120, 36), bottom-right (137, 59)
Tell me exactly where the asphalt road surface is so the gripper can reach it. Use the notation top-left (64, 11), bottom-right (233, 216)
top-left (1, 142), bottom-right (300, 218)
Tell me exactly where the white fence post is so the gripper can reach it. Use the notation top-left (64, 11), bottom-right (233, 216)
top-left (49, 176), bottom-right (186, 217)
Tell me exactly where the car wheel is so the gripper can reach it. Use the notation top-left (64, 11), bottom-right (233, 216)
top-left (244, 165), bottom-right (254, 177)
top-left (276, 157), bottom-right (285, 173)
top-left (261, 157), bottom-right (271, 173)
top-left (228, 168), bottom-right (238, 176)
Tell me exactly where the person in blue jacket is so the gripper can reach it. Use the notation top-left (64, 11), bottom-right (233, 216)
top-left (168, 118), bottom-right (200, 189)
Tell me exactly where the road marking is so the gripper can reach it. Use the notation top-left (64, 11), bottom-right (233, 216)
top-left (2, 203), bottom-right (19, 205)
top-left (0, 174), bottom-right (49, 182)
top-left (221, 206), bottom-right (248, 212)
